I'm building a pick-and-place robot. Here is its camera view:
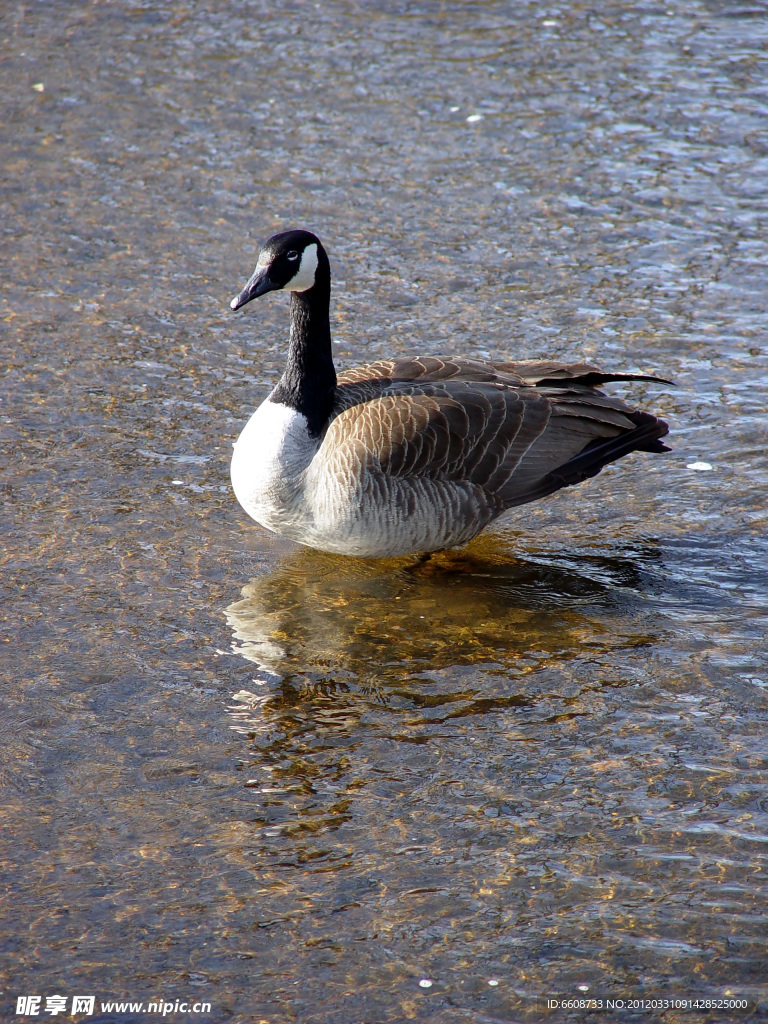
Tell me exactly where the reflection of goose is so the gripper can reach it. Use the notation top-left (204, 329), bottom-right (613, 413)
top-left (224, 543), bottom-right (661, 686)
top-left (229, 229), bottom-right (671, 558)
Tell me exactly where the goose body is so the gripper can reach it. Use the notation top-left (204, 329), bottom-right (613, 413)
top-left (229, 230), bottom-right (671, 558)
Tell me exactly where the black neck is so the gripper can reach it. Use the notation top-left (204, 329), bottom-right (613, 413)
top-left (271, 273), bottom-right (337, 436)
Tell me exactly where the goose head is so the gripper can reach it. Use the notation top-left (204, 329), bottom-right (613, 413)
top-left (230, 229), bottom-right (329, 311)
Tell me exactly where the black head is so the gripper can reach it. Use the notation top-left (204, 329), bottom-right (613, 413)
top-left (230, 229), bottom-right (327, 312)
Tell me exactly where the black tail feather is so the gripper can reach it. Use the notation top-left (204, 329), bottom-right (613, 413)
top-left (536, 371), bottom-right (676, 389)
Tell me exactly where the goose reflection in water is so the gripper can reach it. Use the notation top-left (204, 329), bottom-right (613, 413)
top-left (224, 536), bottom-right (665, 742)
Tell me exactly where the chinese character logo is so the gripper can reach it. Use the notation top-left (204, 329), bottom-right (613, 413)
top-left (16, 997), bottom-right (42, 1016)
top-left (71, 996), bottom-right (95, 1015)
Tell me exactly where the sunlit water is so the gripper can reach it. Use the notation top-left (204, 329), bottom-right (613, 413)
top-left (3, 1), bottom-right (768, 1022)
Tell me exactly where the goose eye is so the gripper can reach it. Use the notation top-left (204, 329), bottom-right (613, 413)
top-left (286, 250), bottom-right (299, 261)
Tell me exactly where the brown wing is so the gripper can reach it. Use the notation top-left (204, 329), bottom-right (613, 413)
top-left (325, 371), bottom-right (669, 511)
top-left (326, 380), bottom-right (548, 493)
top-left (499, 388), bottom-right (669, 506)
top-left (337, 355), bottom-right (526, 387)
top-left (337, 354), bottom-right (673, 389)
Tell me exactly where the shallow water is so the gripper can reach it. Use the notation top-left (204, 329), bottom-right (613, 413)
top-left (3, 0), bottom-right (768, 1022)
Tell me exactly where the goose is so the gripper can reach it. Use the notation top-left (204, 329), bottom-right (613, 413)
top-left (229, 229), bottom-right (671, 558)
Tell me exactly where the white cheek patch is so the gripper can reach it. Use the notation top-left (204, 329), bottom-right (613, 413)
top-left (287, 243), bottom-right (319, 292)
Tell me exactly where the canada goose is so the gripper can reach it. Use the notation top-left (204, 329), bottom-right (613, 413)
top-left (229, 229), bottom-right (671, 558)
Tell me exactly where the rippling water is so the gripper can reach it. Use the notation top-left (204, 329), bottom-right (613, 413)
top-left (3, 1), bottom-right (768, 1021)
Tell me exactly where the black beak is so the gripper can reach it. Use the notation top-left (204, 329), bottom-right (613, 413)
top-left (229, 266), bottom-right (277, 311)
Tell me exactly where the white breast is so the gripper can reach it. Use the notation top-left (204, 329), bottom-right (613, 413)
top-left (230, 395), bottom-right (489, 556)
top-left (230, 398), bottom-right (318, 534)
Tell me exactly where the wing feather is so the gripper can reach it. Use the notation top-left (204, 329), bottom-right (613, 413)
top-left (336, 355), bottom-right (673, 390)
top-left (324, 357), bottom-right (670, 520)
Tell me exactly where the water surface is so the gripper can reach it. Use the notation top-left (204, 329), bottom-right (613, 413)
top-left (3, 1), bottom-right (768, 1021)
